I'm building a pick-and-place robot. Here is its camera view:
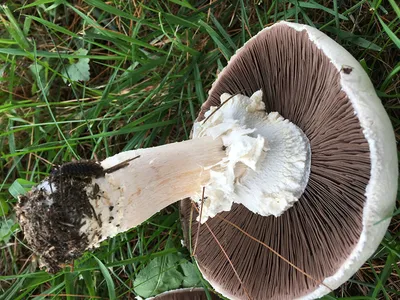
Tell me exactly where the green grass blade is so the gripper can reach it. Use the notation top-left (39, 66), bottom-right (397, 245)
top-left (376, 14), bottom-right (400, 48)
top-left (168, 0), bottom-right (195, 10)
top-left (198, 20), bottom-right (232, 59)
top-left (298, 1), bottom-right (349, 20)
top-left (93, 256), bottom-right (116, 300)
top-left (27, 15), bottom-right (78, 37)
top-left (388, 0), bottom-right (400, 18)
top-left (380, 62), bottom-right (400, 91)
top-left (18, 0), bottom-right (57, 9)
top-left (84, 0), bottom-right (158, 30)
top-left (0, 5), bottom-right (31, 51)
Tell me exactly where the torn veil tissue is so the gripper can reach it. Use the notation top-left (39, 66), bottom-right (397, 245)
top-left (191, 91), bottom-right (268, 221)
top-left (191, 90), bottom-right (311, 222)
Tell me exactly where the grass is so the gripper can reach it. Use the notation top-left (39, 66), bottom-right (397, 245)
top-left (0, 0), bottom-right (399, 299)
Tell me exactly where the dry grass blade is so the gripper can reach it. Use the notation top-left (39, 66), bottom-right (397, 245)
top-left (192, 186), bottom-right (205, 257)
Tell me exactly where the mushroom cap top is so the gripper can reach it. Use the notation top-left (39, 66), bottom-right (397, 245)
top-left (181, 21), bottom-right (397, 299)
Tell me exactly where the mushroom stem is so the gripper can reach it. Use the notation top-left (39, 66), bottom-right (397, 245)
top-left (97, 136), bottom-right (226, 233)
top-left (16, 135), bottom-right (227, 271)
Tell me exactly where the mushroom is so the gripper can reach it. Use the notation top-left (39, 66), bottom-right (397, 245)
top-left (149, 288), bottom-right (219, 299)
top-left (16, 21), bottom-right (397, 300)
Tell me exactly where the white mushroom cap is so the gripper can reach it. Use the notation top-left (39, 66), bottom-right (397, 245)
top-left (181, 21), bottom-right (397, 299)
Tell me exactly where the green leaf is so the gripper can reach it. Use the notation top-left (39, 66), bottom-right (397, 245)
top-left (0, 196), bottom-right (10, 217)
top-left (9, 178), bottom-right (36, 199)
top-left (0, 219), bottom-right (19, 243)
top-left (62, 49), bottom-right (90, 83)
top-left (29, 62), bottom-right (46, 94)
top-left (134, 253), bottom-right (183, 297)
top-left (181, 262), bottom-right (201, 288)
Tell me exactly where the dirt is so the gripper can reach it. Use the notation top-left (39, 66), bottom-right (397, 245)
top-left (16, 173), bottom-right (101, 273)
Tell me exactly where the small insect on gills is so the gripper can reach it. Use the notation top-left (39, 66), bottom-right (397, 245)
top-left (341, 65), bottom-right (353, 74)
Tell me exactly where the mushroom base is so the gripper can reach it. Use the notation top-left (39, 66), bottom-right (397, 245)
top-left (16, 176), bottom-right (100, 272)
